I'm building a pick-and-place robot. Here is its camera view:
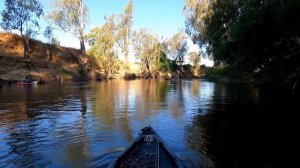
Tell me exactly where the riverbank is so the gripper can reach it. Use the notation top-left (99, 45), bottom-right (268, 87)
top-left (203, 65), bottom-right (250, 83)
top-left (0, 32), bottom-right (97, 84)
top-left (0, 32), bottom-right (201, 85)
top-left (203, 65), bottom-right (300, 94)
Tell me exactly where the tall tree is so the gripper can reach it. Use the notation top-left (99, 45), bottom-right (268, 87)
top-left (185, 0), bottom-right (300, 88)
top-left (189, 51), bottom-right (201, 76)
top-left (43, 26), bottom-right (53, 61)
top-left (47, 0), bottom-right (89, 55)
top-left (133, 29), bottom-right (162, 79)
top-left (184, 0), bottom-right (212, 46)
top-left (1, 0), bottom-right (43, 60)
top-left (86, 15), bottom-right (118, 78)
top-left (51, 37), bottom-right (60, 46)
top-left (165, 32), bottom-right (188, 77)
top-left (117, 0), bottom-right (133, 63)
top-left (189, 51), bottom-right (201, 67)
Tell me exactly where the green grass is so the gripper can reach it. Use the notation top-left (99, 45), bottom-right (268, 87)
top-left (206, 65), bottom-right (247, 80)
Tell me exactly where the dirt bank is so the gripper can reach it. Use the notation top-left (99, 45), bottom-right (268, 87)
top-left (0, 32), bottom-right (95, 84)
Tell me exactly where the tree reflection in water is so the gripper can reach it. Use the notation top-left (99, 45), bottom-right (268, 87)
top-left (185, 83), bottom-right (300, 168)
top-left (1, 80), bottom-right (299, 167)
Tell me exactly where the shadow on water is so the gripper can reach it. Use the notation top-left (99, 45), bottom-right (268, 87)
top-left (0, 80), bottom-right (299, 167)
top-left (185, 82), bottom-right (300, 168)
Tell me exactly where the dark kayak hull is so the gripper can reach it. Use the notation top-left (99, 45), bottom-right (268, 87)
top-left (109, 126), bottom-right (184, 168)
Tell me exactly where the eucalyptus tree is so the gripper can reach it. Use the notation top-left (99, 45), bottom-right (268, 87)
top-left (189, 51), bottom-right (200, 67)
top-left (133, 29), bottom-right (163, 79)
top-left (1, 0), bottom-right (43, 60)
top-left (116, 0), bottom-right (133, 63)
top-left (165, 32), bottom-right (188, 77)
top-left (189, 51), bottom-right (201, 75)
top-left (47, 0), bottom-right (89, 55)
top-left (86, 15), bottom-right (118, 78)
top-left (185, 0), bottom-right (300, 88)
top-left (51, 37), bottom-right (60, 46)
top-left (43, 26), bottom-right (54, 61)
top-left (184, 0), bottom-right (212, 46)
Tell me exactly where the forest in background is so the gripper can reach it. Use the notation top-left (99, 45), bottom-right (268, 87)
top-left (0, 0), bottom-right (203, 84)
top-left (1, 0), bottom-right (299, 91)
top-left (185, 0), bottom-right (300, 90)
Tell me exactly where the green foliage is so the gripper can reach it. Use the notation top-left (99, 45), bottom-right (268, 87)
top-left (188, 51), bottom-right (200, 67)
top-left (51, 37), bottom-right (60, 46)
top-left (43, 26), bottom-right (53, 43)
top-left (165, 32), bottom-right (188, 76)
top-left (1, 0), bottom-right (43, 32)
top-left (188, 51), bottom-right (201, 76)
top-left (185, 0), bottom-right (300, 87)
top-left (1, 0), bottom-right (43, 60)
top-left (86, 15), bottom-right (118, 77)
top-left (165, 32), bottom-right (188, 62)
top-left (116, 0), bottom-right (133, 62)
top-left (47, 0), bottom-right (89, 54)
top-left (156, 52), bottom-right (179, 73)
top-left (43, 26), bottom-right (54, 61)
top-left (183, 64), bottom-right (192, 70)
top-left (157, 52), bottom-right (172, 73)
top-left (184, 0), bottom-right (211, 46)
top-left (133, 29), bottom-right (162, 77)
top-left (169, 60), bottom-right (179, 72)
top-left (206, 65), bottom-right (246, 80)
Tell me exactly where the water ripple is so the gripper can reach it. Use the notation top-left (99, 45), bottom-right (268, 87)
top-left (1, 80), bottom-right (279, 167)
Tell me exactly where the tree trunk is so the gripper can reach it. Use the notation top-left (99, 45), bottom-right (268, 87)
top-left (179, 63), bottom-right (183, 77)
top-left (22, 37), bottom-right (27, 60)
top-left (79, 30), bottom-right (86, 55)
top-left (21, 34), bottom-right (30, 60)
top-left (47, 44), bottom-right (52, 61)
top-left (79, 0), bottom-right (86, 55)
top-left (125, 48), bottom-right (129, 62)
top-left (107, 68), bottom-right (112, 79)
top-left (145, 60), bottom-right (151, 79)
top-left (124, 49), bottom-right (129, 72)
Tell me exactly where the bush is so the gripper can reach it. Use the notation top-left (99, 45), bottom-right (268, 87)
top-left (123, 73), bottom-right (138, 80)
top-left (206, 65), bottom-right (248, 80)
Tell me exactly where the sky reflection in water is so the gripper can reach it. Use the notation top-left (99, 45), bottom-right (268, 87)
top-left (1, 79), bottom-right (297, 168)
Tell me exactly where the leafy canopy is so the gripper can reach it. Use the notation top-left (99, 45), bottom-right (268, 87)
top-left (133, 29), bottom-right (163, 76)
top-left (86, 15), bottom-right (118, 76)
top-left (185, 0), bottom-right (300, 86)
top-left (1, 0), bottom-right (43, 34)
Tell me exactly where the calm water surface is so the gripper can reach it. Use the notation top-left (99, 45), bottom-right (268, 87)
top-left (0, 79), bottom-right (299, 168)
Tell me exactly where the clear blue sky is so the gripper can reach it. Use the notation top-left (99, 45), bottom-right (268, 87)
top-left (0, 0), bottom-right (186, 47)
top-left (0, 0), bottom-right (213, 66)
top-left (88, 0), bottom-right (186, 38)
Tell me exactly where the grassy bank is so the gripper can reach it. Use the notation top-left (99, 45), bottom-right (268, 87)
top-left (204, 65), bottom-right (250, 82)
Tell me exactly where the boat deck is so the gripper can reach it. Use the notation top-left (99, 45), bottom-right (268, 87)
top-left (116, 141), bottom-right (177, 167)
top-left (113, 127), bottom-right (179, 168)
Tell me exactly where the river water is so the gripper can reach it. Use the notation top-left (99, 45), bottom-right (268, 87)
top-left (0, 79), bottom-right (299, 168)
